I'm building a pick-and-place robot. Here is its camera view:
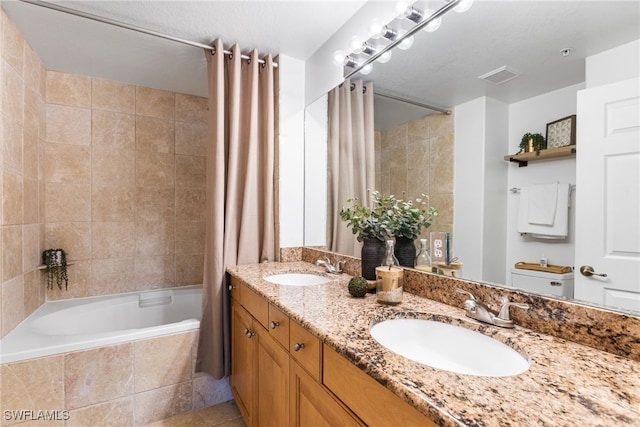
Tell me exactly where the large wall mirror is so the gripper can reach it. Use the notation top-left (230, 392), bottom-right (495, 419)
top-left (303, 1), bottom-right (640, 314)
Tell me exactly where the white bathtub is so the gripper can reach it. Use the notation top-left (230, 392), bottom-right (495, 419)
top-left (0, 285), bottom-right (202, 364)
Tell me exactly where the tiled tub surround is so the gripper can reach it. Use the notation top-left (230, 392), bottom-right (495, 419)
top-left (228, 261), bottom-right (640, 426)
top-left (301, 247), bottom-right (640, 361)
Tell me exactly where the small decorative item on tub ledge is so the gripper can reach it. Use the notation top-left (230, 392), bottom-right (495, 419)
top-left (41, 249), bottom-right (69, 290)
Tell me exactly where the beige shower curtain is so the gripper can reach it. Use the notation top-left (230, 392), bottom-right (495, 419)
top-left (327, 79), bottom-right (375, 257)
top-left (197, 40), bottom-right (276, 379)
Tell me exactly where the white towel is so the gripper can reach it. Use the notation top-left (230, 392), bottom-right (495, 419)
top-left (517, 183), bottom-right (571, 239)
top-left (528, 183), bottom-right (557, 225)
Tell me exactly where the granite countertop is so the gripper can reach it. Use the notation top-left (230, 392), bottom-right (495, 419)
top-left (227, 261), bottom-right (640, 426)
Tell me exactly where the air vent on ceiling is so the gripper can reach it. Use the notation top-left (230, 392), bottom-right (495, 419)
top-left (478, 66), bottom-right (520, 85)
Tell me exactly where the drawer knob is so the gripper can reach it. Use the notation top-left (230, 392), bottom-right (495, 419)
top-left (293, 343), bottom-right (305, 351)
top-left (244, 329), bottom-right (255, 338)
top-left (269, 321), bottom-right (280, 329)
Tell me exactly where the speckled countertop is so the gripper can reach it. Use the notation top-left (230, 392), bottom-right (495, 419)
top-left (227, 261), bottom-right (640, 427)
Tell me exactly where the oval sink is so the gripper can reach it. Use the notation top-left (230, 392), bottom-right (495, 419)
top-left (264, 273), bottom-right (332, 286)
top-left (370, 318), bottom-right (530, 377)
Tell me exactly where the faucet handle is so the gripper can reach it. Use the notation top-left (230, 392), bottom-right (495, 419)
top-left (497, 302), bottom-right (530, 321)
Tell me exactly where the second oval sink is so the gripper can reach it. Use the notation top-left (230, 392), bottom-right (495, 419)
top-left (264, 273), bottom-right (332, 286)
top-left (369, 318), bottom-right (530, 377)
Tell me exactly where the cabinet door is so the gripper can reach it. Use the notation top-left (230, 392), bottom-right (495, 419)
top-left (290, 360), bottom-right (362, 427)
top-left (231, 300), bottom-right (256, 426)
top-left (256, 326), bottom-right (290, 427)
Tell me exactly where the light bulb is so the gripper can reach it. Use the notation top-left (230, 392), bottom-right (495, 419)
top-left (376, 50), bottom-right (392, 63)
top-left (398, 35), bottom-right (414, 50)
top-left (422, 10), bottom-right (442, 32)
top-left (368, 19), bottom-right (385, 39)
top-left (360, 63), bottom-right (373, 75)
top-left (454, 0), bottom-right (474, 13)
top-left (332, 50), bottom-right (346, 66)
top-left (350, 36), bottom-right (364, 54)
top-left (394, 0), bottom-right (412, 18)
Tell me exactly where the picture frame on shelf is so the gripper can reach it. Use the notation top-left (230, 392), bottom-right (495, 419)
top-left (546, 114), bottom-right (576, 149)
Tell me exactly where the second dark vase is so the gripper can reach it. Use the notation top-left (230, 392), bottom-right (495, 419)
top-left (361, 238), bottom-right (386, 281)
top-left (394, 237), bottom-right (416, 268)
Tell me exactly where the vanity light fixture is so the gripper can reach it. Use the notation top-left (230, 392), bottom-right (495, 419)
top-left (339, 0), bottom-right (473, 79)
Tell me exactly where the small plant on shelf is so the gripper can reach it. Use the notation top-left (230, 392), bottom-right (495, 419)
top-left (42, 249), bottom-right (68, 290)
top-left (518, 133), bottom-right (546, 155)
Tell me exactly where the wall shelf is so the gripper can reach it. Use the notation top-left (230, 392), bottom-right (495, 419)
top-left (37, 262), bottom-right (76, 270)
top-left (504, 145), bottom-right (576, 167)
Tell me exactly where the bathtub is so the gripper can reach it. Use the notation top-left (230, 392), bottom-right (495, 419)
top-left (0, 285), bottom-right (202, 364)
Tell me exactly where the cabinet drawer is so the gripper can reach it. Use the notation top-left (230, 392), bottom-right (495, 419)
top-left (289, 321), bottom-right (321, 381)
top-left (268, 304), bottom-right (290, 348)
top-left (323, 345), bottom-right (437, 427)
top-left (239, 281), bottom-right (268, 328)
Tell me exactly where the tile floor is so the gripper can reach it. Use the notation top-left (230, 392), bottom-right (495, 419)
top-left (145, 400), bottom-right (245, 427)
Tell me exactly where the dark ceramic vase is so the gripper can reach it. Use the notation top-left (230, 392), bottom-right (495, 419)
top-left (361, 238), bottom-right (386, 281)
top-left (394, 237), bottom-right (416, 268)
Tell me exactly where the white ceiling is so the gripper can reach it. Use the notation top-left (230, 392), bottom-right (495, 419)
top-left (2, 0), bottom-right (639, 129)
top-left (2, 0), bottom-right (368, 97)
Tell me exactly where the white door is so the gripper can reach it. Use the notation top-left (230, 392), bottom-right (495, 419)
top-left (574, 78), bottom-right (640, 311)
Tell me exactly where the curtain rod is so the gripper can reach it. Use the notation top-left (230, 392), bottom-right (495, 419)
top-left (374, 91), bottom-right (451, 115)
top-left (19, 0), bottom-right (278, 68)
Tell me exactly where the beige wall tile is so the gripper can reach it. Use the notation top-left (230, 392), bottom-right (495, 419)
top-left (175, 155), bottom-right (205, 188)
top-left (23, 269), bottom-right (43, 317)
top-left (429, 193), bottom-right (454, 229)
top-left (24, 87), bottom-right (40, 137)
top-left (22, 222), bottom-right (40, 271)
top-left (175, 122), bottom-right (207, 157)
top-left (90, 258), bottom-right (134, 295)
top-left (67, 397), bottom-right (134, 427)
top-left (92, 147), bottom-right (135, 187)
top-left (1, 13), bottom-right (24, 77)
top-left (136, 86), bottom-right (175, 120)
top-left (176, 254), bottom-right (204, 285)
top-left (136, 116), bottom-right (175, 153)
top-left (23, 130), bottom-right (38, 179)
top-left (23, 43), bottom-right (42, 95)
top-left (46, 71), bottom-right (91, 108)
top-left (1, 275), bottom-right (24, 336)
top-left (92, 222), bottom-right (135, 259)
top-left (429, 135), bottom-right (454, 194)
top-left (45, 222), bottom-right (91, 261)
top-left (175, 221), bottom-right (205, 255)
top-left (2, 58), bottom-right (24, 126)
top-left (175, 93), bottom-right (207, 124)
top-left (46, 259), bottom-right (90, 299)
top-left (134, 381), bottom-right (192, 426)
top-left (92, 78), bottom-right (135, 114)
top-left (136, 151), bottom-right (175, 188)
top-left (45, 143), bottom-right (91, 184)
top-left (3, 117), bottom-right (22, 174)
top-left (407, 140), bottom-right (430, 172)
top-left (45, 183), bottom-right (90, 222)
top-left (135, 221), bottom-right (174, 257)
top-left (134, 331), bottom-right (196, 392)
top-left (92, 110), bottom-right (135, 150)
top-left (0, 355), bottom-right (64, 425)
top-left (175, 188), bottom-right (205, 222)
top-left (92, 186), bottom-right (134, 222)
top-left (408, 115), bottom-right (430, 143)
top-left (64, 343), bottom-right (134, 410)
top-left (134, 256), bottom-right (175, 289)
top-left (136, 188), bottom-right (175, 222)
top-left (45, 104), bottom-right (91, 145)
top-left (430, 113), bottom-right (454, 138)
top-left (2, 172), bottom-right (22, 226)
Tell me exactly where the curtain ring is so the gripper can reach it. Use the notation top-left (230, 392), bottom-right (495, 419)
top-left (362, 86), bottom-right (367, 93)
top-left (247, 58), bottom-right (251, 64)
top-left (210, 45), bottom-right (216, 56)
top-left (228, 53), bottom-right (233, 60)
top-left (350, 83), bottom-right (356, 91)
top-left (261, 62), bottom-right (266, 69)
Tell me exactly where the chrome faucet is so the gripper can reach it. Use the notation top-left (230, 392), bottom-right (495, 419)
top-left (315, 257), bottom-right (345, 274)
top-left (456, 288), bottom-right (529, 328)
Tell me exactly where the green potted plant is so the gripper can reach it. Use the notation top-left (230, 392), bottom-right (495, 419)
top-left (42, 248), bottom-right (68, 290)
top-left (519, 133), bottom-right (546, 155)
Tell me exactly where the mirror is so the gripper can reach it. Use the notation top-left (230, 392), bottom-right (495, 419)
top-left (303, 1), bottom-right (640, 314)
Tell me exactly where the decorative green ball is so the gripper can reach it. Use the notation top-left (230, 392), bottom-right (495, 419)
top-left (348, 276), bottom-right (369, 297)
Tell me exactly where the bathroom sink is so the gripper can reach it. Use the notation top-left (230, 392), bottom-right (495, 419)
top-left (369, 318), bottom-right (530, 377)
top-left (264, 273), bottom-right (332, 286)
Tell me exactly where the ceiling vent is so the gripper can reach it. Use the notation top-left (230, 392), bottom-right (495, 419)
top-left (478, 66), bottom-right (520, 85)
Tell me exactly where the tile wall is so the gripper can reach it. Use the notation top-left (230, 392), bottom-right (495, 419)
top-left (1, 7), bottom-right (208, 335)
top-left (375, 113), bottom-right (454, 241)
